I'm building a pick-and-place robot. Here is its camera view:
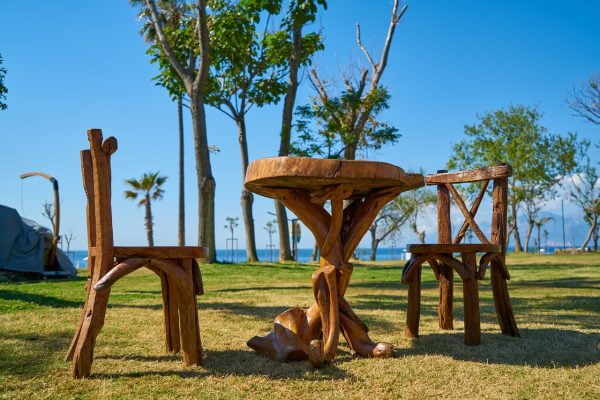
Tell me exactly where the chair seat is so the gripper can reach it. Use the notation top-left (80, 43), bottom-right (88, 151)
top-left (89, 246), bottom-right (207, 259)
top-left (407, 243), bottom-right (501, 254)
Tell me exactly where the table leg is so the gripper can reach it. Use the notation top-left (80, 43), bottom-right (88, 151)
top-left (247, 186), bottom-right (400, 366)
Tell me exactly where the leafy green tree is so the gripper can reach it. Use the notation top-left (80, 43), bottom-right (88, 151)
top-left (133, 0), bottom-right (191, 247)
top-left (0, 53), bottom-right (7, 110)
top-left (132, 0), bottom-right (216, 261)
top-left (274, 0), bottom-right (327, 262)
top-left (206, 0), bottom-right (290, 262)
top-left (568, 73), bottom-right (600, 125)
top-left (291, 0), bottom-right (407, 160)
top-left (124, 172), bottom-right (168, 247)
top-left (448, 105), bottom-right (581, 252)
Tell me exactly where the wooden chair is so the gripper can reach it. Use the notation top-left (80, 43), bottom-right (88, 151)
top-left (65, 129), bottom-right (206, 378)
top-left (401, 165), bottom-right (519, 345)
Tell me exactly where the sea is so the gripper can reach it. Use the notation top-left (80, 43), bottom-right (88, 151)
top-left (66, 246), bottom-right (559, 268)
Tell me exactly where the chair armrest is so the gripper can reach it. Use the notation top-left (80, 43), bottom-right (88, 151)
top-left (425, 165), bottom-right (512, 185)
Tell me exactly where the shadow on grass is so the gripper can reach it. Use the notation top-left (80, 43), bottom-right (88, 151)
top-left (92, 350), bottom-right (352, 380)
top-left (0, 289), bottom-right (82, 308)
top-left (398, 328), bottom-right (600, 368)
top-left (0, 330), bottom-right (72, 378)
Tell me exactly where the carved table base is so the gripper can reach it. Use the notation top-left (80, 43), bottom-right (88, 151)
top-left (246, 185), bottom-right (402, 366)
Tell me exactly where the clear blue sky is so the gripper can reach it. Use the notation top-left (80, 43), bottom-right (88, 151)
top-left (1, 0), bottom-right (599, 251)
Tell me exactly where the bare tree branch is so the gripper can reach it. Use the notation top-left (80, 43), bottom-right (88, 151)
top-left (356, 23), bottom-right (376, 70)
top-left (567, 73), bottom-right (600, 125)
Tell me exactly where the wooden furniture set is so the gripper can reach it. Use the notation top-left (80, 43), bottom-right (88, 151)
top-left (66, 131), bottom-right (519, 376)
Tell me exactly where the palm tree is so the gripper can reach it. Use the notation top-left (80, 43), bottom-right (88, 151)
top-left (533, 216), bottom-right (553, 254)
top-left (124, 172), bottom-right (168, 247)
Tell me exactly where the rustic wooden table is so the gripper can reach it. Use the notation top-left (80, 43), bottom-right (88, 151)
top-left (244, 157), bottom-right (424, 366)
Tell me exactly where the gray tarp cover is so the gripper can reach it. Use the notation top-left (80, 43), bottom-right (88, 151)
top-left (0, 205), bottom-right (76, 276)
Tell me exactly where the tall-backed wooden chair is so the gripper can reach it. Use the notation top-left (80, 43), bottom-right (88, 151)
top-left (66, 129), bottom-right (206, 378)
top-left (402, 165), bottom-right (519, 345)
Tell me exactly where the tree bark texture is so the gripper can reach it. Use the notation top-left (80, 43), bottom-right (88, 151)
top-left (510, 202), bottom-right (523, 252)
top-left (191, 97), bottom-right (216, 262)
top-left (237, 115), bottom-right (259, 262)
top-left (275, 23), bottom-right (303, 262)
top-left (524, 218), bottom-right (534, 253)
top-left (178, 98), bottom-right (185, 246)
top-left (144, 194), bottom-right (154, 247)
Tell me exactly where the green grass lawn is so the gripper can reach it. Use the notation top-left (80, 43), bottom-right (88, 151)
top-left (0, 253), bottom-right (599, 399)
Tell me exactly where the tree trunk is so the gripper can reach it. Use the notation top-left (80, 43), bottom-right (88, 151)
top-left (275, 201), bottom-right (292, 261)
top-left (144, 194), bottom-right (154, 247)
top-left (343, 143), bottom-right (357, 161)
top-left (510, 202), bottom-right (523, 252)
top-left (190, 95), bottom-right (216, 262)
top-left (275, 23), bottom-right (304, 262)
top-left (369, 226), bottom-right (379, 261)
top-left (237, 114), bottom-right (259, 262)
top-left (580, 217), bottom-right (596, 250)
top-left (524, 218), bottom-right (534, 253)
top-left (177, 97), bottom-right (185, 246)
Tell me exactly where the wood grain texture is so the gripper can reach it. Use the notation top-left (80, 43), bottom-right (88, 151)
top-left (436, 176), bottom-right (454, 330)
top-left (408, 243), bottom-right (501, 254)
top-left (245, 157), bottom-right (405, 365)
top-left (245, 157), bottom-right (424, 199)
top-left (67, 129), bottom-right (204, 378)
top-left (402, 166), bottom-right (519, 346)
top-left (88, 246), bottom-right (207, 259)
top-left (461, 252), bottom-right (481, 346)
top-left (425, 165), bottom-right (512, 184)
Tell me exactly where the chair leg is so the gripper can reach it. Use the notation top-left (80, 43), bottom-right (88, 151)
top-left (491, 262), bottom-right (519, 337)
top-left (66, 257), bottom-right (96, 362)
top-left (159, 271), bottom-right (181, 353)
top-left (461, 252), bottom-right (480, 346)
top-left (70, 290), bottom-right (111, 378)
top-left (438, 263), bottom-right (454, 330)
top-left (405, 265), bottom-right (421, 338)
top-left (177, 259), bottom-right (203, 366)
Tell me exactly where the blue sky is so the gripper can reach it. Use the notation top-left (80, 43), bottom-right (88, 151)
top-left (1, 0), bottom-right (599, 251)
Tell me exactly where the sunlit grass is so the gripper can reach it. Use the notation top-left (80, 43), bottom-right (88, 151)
top-left (0, 254), bottom-right (599, 399)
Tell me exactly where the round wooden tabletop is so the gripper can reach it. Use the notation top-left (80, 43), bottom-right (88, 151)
top-left (245, 157), bottom-right (424, 198)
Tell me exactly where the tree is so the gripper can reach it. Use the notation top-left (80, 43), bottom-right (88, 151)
top-left (570, 155), bottom-right (600, 250)
top-left (63, 229), bottom-right (76, 253)
top-left (368, 201), bottom-right (411, 261)
top-left (206, 0), bottom-right (290, 262)
top-left (568, 73), bottom-right (600, 125)
top-left (533, 216), bottom-right (552, 254)
top-left (224, 216), bottom-right (239, 241)
top-left (132, 0), bottom-right (216, 261)
top-left (448, 105), bottom-right (581, 252)
top-left (291, 0), bottom-right (407, 160)
top-left (264, 219), bottom-right (277, 261)
top-left (397, 188), bottom-right (437, 244)
top-left (135, 0), bottom-right (192, 247)
top-left (0, 53), bottom-right (7, 110)
top-left (124, 172), bottom-right (168, 247)
top-left (274, 0), bottom-right (327, 262)
top-left (42, 201), bottom-right (56, 233)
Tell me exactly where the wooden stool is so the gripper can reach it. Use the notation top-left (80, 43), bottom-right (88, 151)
top-left (401, 166), bottom-right (519, 345)
top-left (65, 129), bottom-right (206, 378)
